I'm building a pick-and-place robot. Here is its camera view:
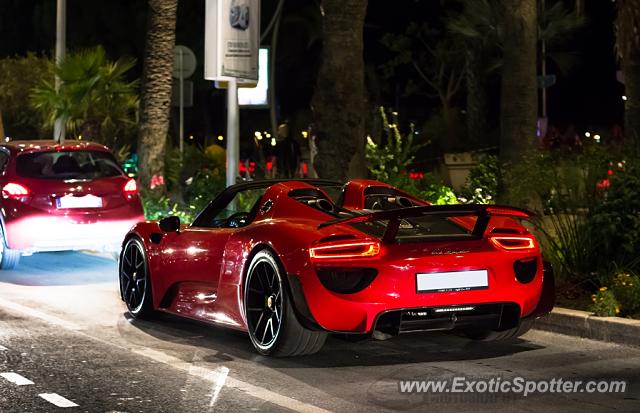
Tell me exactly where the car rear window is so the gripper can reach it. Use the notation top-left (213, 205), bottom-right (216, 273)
top-left (16, 150), bottom-right (123, 180)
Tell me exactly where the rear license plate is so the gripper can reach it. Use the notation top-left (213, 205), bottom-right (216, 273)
top-left (56, 194), bottom-right (103, 209)
top-left (416, 270), bottom-right (488, 293)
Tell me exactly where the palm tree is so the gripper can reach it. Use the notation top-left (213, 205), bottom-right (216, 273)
top-left (448, 0), bottom-right (503, 146)
top-left (311, 0), bottom-right (368, 180)
top-left (0, 109), bottom-right (4, 139)
top-left (449, 0), bottom-right (584, 147)
top-left (30, 46), bottom-right (138, 148)
top-left (615, 0), bottom-right (640, 147)
top-left (500, 0), bottom-right (537, 166)
top-left (137, 0), bottom-right (178, 190)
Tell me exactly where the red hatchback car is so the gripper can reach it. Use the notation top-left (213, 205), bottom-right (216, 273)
top-left (0, 140), bottom-right (144, 269)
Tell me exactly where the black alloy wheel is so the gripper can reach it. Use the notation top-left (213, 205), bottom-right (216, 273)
top-left (120, 238), bottom-right (153, 318)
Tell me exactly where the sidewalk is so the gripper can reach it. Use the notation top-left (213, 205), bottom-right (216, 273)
top-left (534, 307), bottom-right (640, 347)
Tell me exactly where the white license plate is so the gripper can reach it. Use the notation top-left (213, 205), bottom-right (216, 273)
top-left (56, 194), bottom-right (103, 209)
top-left (416, 270), bottom-right (488, 293)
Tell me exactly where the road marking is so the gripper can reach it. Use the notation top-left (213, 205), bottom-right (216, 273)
top-left (208, 366), bottom-right (229, 408)
top-left (0, 372), bottom-right (34, 386)
top-left (39, 393), bottom-right (79, 408)
top-left (0, 344), bottom-right (8, 351)
top-left (0, 298), bottom-right (83, 331)
top-left (133, 348), bottom-right (331, 413)
top-left (1, 299), bottom-right (332, 413)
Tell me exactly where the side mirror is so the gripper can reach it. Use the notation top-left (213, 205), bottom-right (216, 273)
top-left (159, 216), bottom-right (181, 233)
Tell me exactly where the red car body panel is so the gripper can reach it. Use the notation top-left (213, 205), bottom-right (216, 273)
top-left (0, 140), bottom-right (144, 254)
top-left (125, 179), bottom-right (553, 336)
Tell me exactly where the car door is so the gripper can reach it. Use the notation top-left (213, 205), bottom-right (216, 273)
top-left (155, 186), bottom-right (266, 319)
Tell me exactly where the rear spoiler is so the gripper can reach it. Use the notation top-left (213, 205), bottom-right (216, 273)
top-left (318, 204), bottom-right (535, 243)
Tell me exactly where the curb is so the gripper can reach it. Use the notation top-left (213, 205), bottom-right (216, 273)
top-left (533, 307), bottom-right (640, 348)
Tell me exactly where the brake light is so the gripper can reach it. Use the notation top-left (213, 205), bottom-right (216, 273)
top-left (309, 240), bottom-right (381, 260)
top-left (123, 179), bottom-right (138, 195)
top-left (490, 236), bottom-right (536, 251)
top-left (2, 182), bottom-right (30, 201)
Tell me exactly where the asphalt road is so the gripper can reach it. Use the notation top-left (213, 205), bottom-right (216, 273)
top-left (0, 252), bottom-right (638, 412)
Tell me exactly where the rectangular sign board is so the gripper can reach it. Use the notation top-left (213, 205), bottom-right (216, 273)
top-left (205, 0), bottom-right (261, 82)
top-left (238, 48), bottom-right (269, 107)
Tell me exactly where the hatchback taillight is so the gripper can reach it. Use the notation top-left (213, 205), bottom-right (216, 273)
top-left (2, 182), bottom-right (30, 202)
top-left (123, 179), bottom-right (138, 196)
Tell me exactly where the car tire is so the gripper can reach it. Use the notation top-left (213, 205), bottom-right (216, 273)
top-left (0, 224), bottom-right (20, 270)
top-left (466, 318), bottom-right (534, 341)
top-left (119, 237), bottom-right (154, 319)
top-left (244, 249), bottom-right (327, 357)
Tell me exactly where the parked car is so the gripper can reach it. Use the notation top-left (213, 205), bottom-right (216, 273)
top-left (0, 140), bottom-right (145, 269)
top-left (119, 179), bottom-right (554, 357)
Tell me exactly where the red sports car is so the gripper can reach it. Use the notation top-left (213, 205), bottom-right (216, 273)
top-left (0, 140), bottom-right (144, 269)
top-left (119, 179), bottom-right (554, 357)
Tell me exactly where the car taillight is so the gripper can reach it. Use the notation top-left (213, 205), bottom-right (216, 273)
top-left (490, 236), bottom-right (536, 251)
top-left (2, 182), bottom-right (30, 202)
top-left (309, 240), bottom-right (381, 260)
top-left (123, 179), bottom-right (138, 196)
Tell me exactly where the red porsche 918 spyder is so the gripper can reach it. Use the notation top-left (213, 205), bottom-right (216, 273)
top-left (119, 179), bottom-right (554, 357)
top-left (0, 140), bottom-right (144, 269)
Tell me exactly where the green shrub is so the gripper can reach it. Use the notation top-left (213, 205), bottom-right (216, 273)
top-left (590, 288), bottom-right (620, 317)
top-left (141, 188), bottom-right (196, 223)
top-left (536, 212), bottom-right (613, 285)
top-left (610, 272), bottom-right (640, 315)
top-left (183, 169), bottom-right (226, 213)
top-left (366, 107), bottom-right (457, 205)
top-left (459, 155), bottom-right (498, 204)
top-left (588, 160), bottom-right (640, 269)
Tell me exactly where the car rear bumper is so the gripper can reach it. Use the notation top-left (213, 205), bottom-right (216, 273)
top-left (4, 214), bottom-right (143, 254)
top-left (290, 253), bottom-right (551, 334)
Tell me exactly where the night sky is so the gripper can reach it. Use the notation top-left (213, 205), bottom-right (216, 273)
top-left (0, 0), bottom-right (625, 143)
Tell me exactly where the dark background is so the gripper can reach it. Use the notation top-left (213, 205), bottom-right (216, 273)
top-left (0, 0), bottom-right (624, 146)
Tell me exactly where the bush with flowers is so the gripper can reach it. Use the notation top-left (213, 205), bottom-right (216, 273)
top-left (589, 287), bottom-right (620, 317)
top-left (609, 272), bottom-right (640, 316)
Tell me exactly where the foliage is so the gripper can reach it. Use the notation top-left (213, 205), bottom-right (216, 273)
top-left (141, 188), bottom-right (196, 223)
top-left (418, 181), bottom-right (458, 205)
top-left (30, 46), bottom-right (138, 148)
top-left (590, 288), bottom-right (621, 317)
top-left (537, 212), bottom-right (607, 285)
top-left (459, 155), bottom-right (498, 204)
top-left (366, 107), bottom-right (457, 205)
top-left (448, 0), bottom-right (585, 74)
top-left (366, 107), bottom-right (425, 182)
top-left (141, 143), bottom-right (226, 224)
top-left (504, 145), bottom-right (610, 213)
top-left (610, 272), bottom-right (640, 316)
top-left (588, 159), bottom-right (640, 265)
top-left (0, 53), bottom-right (52, 138)
top-left (183, 169), bottom-right (226, 214)
top-left (381, 23), bottom-right (466, 149)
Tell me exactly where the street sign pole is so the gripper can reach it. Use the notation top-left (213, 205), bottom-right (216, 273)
top-left (172, 45), bottom-right (196, 156)
top-left (226, 78), bottom-right (239, 187)
top-left (54, 0), bottom-right (66, 144)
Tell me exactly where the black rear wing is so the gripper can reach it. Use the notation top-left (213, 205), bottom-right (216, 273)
top-left (318, 204), bottom-right (535, 243)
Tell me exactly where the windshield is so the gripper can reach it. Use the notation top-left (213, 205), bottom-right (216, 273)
top-left (16, 150), bottom-right (123, 180)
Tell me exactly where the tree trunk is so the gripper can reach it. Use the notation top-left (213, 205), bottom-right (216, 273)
top-left (312, 0), bottom-right (368, 181)
top-left (616, 0), bottom-right (640, 147)
top-left (466, 47), bottom-right (488, 147)
top-left (137, 0), bottom-right (178, 189)
top-left (0, 108), bottom-right (5, 140)
top-left (500, 0), bottom-right (537, 166)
